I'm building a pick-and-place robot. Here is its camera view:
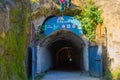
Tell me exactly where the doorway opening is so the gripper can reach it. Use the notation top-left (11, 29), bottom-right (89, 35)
top-left (38, 30), bottom-right (86, 72)
top-left (48, 38), bottom-right (83, 71)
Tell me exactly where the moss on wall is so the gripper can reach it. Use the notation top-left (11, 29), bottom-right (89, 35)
top-left (0, 1), bottom-right (30, 80)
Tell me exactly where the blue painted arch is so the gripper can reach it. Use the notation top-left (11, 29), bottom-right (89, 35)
top-left (43, 16), bottom-right (83, 36)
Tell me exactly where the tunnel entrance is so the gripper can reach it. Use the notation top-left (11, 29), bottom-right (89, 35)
top-left (48, 39), bottom-right (83, 71)
top-left (55, 47), bottom-right (82, 70)
top-left (38, 30), bottom-right (87, 73)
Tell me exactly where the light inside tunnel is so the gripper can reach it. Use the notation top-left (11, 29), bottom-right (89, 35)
top-left (39, 30), bottom-right (85, 72)
top-left (47, 39), bottom-right (83, 70)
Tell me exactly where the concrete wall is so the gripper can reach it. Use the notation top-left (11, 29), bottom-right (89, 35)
top-left (81, 35), bottom-right (89, 72)
top-left (83, 41), bottom-right (89, 71)
top-left (37, 46), bottom-right (52, 73)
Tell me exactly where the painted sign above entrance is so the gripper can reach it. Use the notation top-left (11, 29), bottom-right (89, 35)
top-left (44, 16), bottom-right (83, 36)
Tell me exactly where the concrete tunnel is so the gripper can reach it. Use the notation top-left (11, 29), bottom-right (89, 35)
top-left (37, 30), bottom-right (89, 73)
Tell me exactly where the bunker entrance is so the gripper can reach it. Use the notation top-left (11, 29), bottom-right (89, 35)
top-left (48, 39), bottom-right (83, 71)
top-left (40, 30), bottom-right (85, 71)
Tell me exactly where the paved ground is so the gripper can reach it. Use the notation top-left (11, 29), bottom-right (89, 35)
top-left (41, 70), bottom-right (100, 80)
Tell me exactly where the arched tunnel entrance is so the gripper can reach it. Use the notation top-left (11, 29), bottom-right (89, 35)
top-left (37, 30), bottom-right (88, 73)
top-left (48, 38), bottom-right (83, 70)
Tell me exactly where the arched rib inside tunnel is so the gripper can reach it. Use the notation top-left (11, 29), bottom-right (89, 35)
top-left (38, 30), bottom-right (85, 72)
top-left (48, 39), bottom-right (83, 70)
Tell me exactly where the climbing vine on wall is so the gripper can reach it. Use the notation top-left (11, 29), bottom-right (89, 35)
top-left (75, 1), bottom-right (103, 42)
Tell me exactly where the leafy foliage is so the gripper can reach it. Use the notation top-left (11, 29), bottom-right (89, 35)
top-left (30, 0), bottom-right (39, 4)
top-left (75, 1), bottom-right (103, 41)
top-left (36, 25), bottom-right (46, 40)
top-left (103, 67), bottom-right (120, 80)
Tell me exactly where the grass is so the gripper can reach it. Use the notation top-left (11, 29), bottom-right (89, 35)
top-left (35, 72), bottom-right (47, 80)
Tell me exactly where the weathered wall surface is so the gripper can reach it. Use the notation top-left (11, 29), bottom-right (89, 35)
top-left (0, 1), bottom-right (30, 79)
top-left (0, 11), bottom-right (4, 34)
top-left (37, 46), bottom-right (52, 73)
top-left (0, 11), bottom-right (4, 52)
top-left (32, 16), bottom-right (45, 33)
top-left (95, 0), bottom-right (120, 71)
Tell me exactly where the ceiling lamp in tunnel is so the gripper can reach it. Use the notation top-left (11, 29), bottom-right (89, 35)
top-left (69, 58), bottom-right (72, 62)
top-left (67, 49), bottom-right (72, 62)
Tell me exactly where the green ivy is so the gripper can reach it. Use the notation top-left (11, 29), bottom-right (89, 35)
top-left (75, 1), bottom-right (103, 41)
top-left (36, 25), bottom-right (46, 40)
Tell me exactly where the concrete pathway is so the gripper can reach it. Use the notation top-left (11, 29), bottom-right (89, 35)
top-left (41, 70), bottom-right (99, 80)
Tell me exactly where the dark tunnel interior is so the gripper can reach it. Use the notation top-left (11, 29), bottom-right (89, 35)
top-left (47, 39), bottom-right (84, 71)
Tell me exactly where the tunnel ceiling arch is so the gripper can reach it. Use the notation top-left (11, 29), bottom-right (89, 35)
top-left (40, 30), bottom-right (85, 48)
top-left (43, 16), bottom-right (83, 36)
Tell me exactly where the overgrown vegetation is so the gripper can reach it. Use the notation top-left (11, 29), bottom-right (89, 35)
top-left (36, 25), bottom-right (46, 40)
top-left (35, 72), bottom-right (47, 80)
top-left (0, 1), bottom-right (30, 80)
top-left (74, 1), bottom-right (103, 41)
top-left (103, 68), bottom-right (120, 80)
top-left (35, 1), bottom-right (103, 42)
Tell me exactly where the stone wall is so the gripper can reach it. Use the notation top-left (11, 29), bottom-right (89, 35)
top-left (0, 11), bottom-right (4, 34)
top-left (95, 0), bottom-right (120, 71)
top-left (0, 9), bottom-right (9, 54)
